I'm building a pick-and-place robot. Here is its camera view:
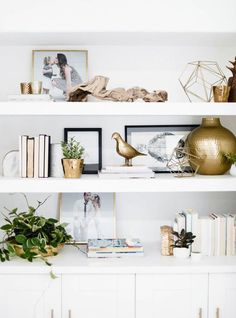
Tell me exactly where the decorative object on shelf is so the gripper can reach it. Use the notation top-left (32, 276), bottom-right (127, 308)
top-left (125, 125), bottom-right (198, 172)
top-left (64, 128), bottom-right (102, 174)
top-left (2, 150), bottom-right (19, 177)
top-left (160, 225), bottom-right (174, 256)
top-left (112, 132), bottom-right (146, 166)
top-left (68, 75), bottom-right (168, 102)
top-left (172, 229), bottom-right (196, 259)
top-left (30, 81), bottom-right (42, 94)
top-left (227, 57), bottom-right (236, 102)
top-left (60, 193), bottom-right (116, 243)
top-left (224, 153), bottom-right (236, 176)
top-left (32, 50), bottom-right (88, 101)
top-left (167, 144), bottom-right (200, 177)
top-left (213, 85), bottom-right (231, 102)
top-left (61, 137), bottom-right (85, 178)
top-left (50, 143), bottom-right (64, 178)
top-left (186, 118), bottom-right (236, 175)
top-left (179, 61), bottom-right (227, 102)
top-left (191, 251), bottom-right (202, 261)
top-left (0, 195), bottom-right (72, 265)
top-left (20, 82), bottom-right (32, 94)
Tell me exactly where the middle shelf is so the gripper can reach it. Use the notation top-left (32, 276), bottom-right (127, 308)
top-left (0, 174), bottom-right (235, 193)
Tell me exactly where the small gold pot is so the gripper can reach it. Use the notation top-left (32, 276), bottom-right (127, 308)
top-left (30, 81), bottom-right (42, 94)
top-left (213, 85), bottom-right (231, 102)
top-left (62, 159), bottom-right (84, 178)
top-left (13, 243), bottom-right (64, 257)
top-left (20, 82), bottom-right (32, 94)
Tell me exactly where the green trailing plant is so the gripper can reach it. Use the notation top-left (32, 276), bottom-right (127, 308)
top-left (224, 153), bottom-right (236, 164)
top-left (0, 195), bottom-right (72, 265)
top-left (61, 137), bottom-right (85, 159)
top-left (172, 229), bottom-right (196, 249)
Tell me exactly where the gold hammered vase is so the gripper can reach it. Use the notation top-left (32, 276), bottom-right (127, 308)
top-left (186, 118), bottom-right (236, 175)
top-left (62, 159), bottom-right (84, 178)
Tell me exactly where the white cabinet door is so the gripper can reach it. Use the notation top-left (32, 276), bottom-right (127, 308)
top-left (62, 274), bottom-right (135, 318)
top-left (0, 274), bottom-right (61, 318)
top-left (209, 273), bottom-right (236, 318)
top-left (136, 274), bottom-right (208, 318)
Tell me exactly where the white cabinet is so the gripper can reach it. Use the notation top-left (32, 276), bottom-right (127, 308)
top-left (62, 274), bottom-right (135, 318)
top-left (136, 274), bottom-right (208, 318)
top-left (0, 274), bottom-right (61, 318)
top-left (209, 273), bottom-right (236, 318)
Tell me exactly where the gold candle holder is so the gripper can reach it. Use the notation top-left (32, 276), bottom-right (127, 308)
top-left (30, 81), bottom-right (42, 94)
top-left (213, 85), bottom-right (231, 102)
top-left (20, 82), bottom-right (32, 95)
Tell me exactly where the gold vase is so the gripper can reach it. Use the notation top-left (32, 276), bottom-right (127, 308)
top-left (186, 118), bottom-right (236, 175)
top-left (62, 159), bottom-right (84, 178)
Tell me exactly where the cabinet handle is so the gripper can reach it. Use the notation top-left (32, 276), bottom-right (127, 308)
top-left (199, 308), bottom-right (202, 318)
top-left (216, 308), bottom-right (220, 318)
top-left (51, 309), bottom-right (54, 318)
top-left (68, 309), bottom-right (72, 318)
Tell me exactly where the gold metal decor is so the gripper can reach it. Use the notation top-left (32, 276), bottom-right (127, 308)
top-left (20, 82), bottom-right (32, 94)
top-left (30, 81), bottom-right (42, 94)
top-left (179, 61), bottom-right (227, 102)
top-left (186, 118), bottom-right (236, 175)
top-left (213, 85), bottom-right (231, 102)
top-left (167, 146), bottom-right (201, 177)
top-left (112, 132), bottom-right (146, 166)
top-left (160, 225), bottom-right (174, 256)
top-left (62, 159), bottom-right (84, 178)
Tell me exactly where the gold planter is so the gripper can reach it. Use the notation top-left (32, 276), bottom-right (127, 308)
top-left (20, 82), bottom-right (32, 94)
top-left (62, 159), bottom-right (84, 178)
top-left (213, 85), bottom-right (231, 102)
top-left (13, 243), bottom-right (64, 257)
top-left (186, 118), bottom-right (236, 175)
top-left (30, 81), bottom-right (42, 94)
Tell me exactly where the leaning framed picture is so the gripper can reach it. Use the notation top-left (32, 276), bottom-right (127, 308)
top-left (60, 192), bottom-right (116, 244)
top-left (64, 128), bottom-right (102, 174)
top-left (32, 50), bottom-right (88, 101)
top-left (125, 125), bottom-right (198, 173)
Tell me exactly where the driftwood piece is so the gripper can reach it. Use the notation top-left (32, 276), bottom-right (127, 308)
top-left (68, 76), bottom-right (168, 102)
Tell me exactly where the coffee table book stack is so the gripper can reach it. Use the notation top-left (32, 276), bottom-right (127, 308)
top-left (98, 165), bottom-right (155, 179)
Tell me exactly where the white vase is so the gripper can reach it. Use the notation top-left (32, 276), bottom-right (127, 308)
top-left (173, 247), bottom-right (190, 259)
top-left (230, 164), bottom-right (236, 177)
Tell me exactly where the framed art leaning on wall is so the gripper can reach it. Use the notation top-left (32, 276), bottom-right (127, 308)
top-left (64, 128), bottom-right (102, 174)
top-left (125, 125), bottom-right (198, 173)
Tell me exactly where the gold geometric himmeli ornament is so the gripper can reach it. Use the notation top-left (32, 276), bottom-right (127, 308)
top-left (179, 61), bottom-right (227, 102)
top-left (166, 146), bottom-right (201, 178)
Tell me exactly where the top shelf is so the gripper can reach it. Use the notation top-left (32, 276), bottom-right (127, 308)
top-left (1, 102), bottom-right (236, 116)
top-left (1, 32), bottom-right (236, 46)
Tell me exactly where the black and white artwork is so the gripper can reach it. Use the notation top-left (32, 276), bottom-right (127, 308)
top-left (125, 125), bottom-right (198, 172)
top-left (60, 193), bottom-right (116, 243)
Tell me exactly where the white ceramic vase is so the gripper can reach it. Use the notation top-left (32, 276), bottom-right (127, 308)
top-left (173, 247), bottom-right (190, 259)
top-left (229, 164), bottom-right (236, 177)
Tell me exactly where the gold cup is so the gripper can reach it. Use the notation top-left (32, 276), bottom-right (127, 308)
top-left (30, 81), bottom-right (42, 94)
top-left (213, 85), bottom-right (231, 102)
top-left (20, 82), bottom-right (32, 94)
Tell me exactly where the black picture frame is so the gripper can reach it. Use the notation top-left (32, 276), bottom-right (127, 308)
top-left (64, 128), bottom-right (102, 174)
top-left (125, 125), bottom-right (198, 173)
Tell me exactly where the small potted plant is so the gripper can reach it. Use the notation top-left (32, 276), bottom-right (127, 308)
top-left (0, 195), bottom-right (72, 265)
top-left (224, 153), bottom-right (236, 176)
top-left (61, 137), bottom-right (85, 178)
top-left (172, 229), bottom-right (196, 259)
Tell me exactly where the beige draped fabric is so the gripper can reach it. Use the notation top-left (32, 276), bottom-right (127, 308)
top-left (68, 76), bottom-right (168, 102)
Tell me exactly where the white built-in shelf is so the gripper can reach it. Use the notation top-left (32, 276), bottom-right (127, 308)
top-left (0, 243), bottom-right (236, 274)
top-left (1, 102), bottom-right (236, 116)
top-left (0, 175), bottom-right (235, 193)
top-left (0, 32), bottom-right (236, 46)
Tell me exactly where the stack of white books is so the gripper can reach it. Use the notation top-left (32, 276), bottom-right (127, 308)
top-left (98, 165), bottom-right (155, 179)
top-left (8, 94), bottom-right (53, 102)
top-left (173, 210), bottom-right (236, 256)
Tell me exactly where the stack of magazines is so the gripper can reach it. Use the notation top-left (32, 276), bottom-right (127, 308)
top-left (87, 238), bottom-right (144, 258)
top-left (98, 165), bottom-right (155, 179)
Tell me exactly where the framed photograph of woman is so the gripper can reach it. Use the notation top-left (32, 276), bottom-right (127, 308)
top-left (60, 193), bottom-right (116, 244)
top-left (32, 50), bottom-right (88, 101)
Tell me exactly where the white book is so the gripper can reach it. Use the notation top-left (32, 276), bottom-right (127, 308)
top-left (34, 137), bottom-right (39, 178)
top-left (187, 209), bottom-right (199, 253)
top-left (20, 135), bottom-right (28, 178)
top-left (200, 216), bottom-right (211, 256)
top-left (210, 213), bottom-right (220, 256)
top-left (44, 135), bottom-right (50, 178)
top-left (104, 165), bottom-right (151, 173)
top-left (182, 210), bottom-right (192, 232)
top-left (27, 137), bottom-right (34, 178)
top-left (175, 212), bottom-right (185, 233)
top-left (225, 214), bottom-right (234, 256)
top-left (38, 135), bottom-right (46, 178)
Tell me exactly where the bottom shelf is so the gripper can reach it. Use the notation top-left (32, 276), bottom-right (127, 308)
top-left (0, 174), bottom-right (235, 192)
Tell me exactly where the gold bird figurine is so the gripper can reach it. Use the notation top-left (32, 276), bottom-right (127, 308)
top-left (112, 132), bottom-right (146, 166)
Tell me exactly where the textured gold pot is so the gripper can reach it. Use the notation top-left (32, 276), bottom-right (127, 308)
top-left (13, 243), bottom-right (64, 257)
top-left (186, 118), bottom-right (236, 175)
top-left (62, 159), bottom-right (84, 178)
top-left (213, 85), bottom-right (231, 102)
